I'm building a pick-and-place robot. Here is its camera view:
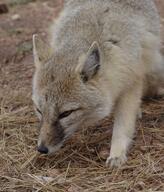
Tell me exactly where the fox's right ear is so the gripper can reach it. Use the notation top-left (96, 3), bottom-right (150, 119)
top-left (33, 34), bottom-right (53, 68)
top-left (76, 41), bottom-right (101, 82)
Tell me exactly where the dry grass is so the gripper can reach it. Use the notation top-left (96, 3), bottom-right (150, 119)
top-left (0, 0), bottom-right (164, 191)
top-left (0, 88), bottom-right (164, 192)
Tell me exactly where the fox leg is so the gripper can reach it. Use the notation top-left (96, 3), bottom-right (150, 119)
top-left (106, 82), bottom-right (143, 167)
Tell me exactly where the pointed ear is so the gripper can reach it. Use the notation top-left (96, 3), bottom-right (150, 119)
top-left (77, 41), bottom-right (101, 82)
top-left (33, 34), bottom-right (53, 68)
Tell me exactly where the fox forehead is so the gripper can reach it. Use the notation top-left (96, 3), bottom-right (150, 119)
top-left (33, 68), bottom-right (83, 109)
top-left (35, 61), bottom-right (77, 89)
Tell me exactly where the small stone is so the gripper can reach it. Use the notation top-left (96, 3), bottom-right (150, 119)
top-left (0, 4), bottom-right (9, 14)
top-left (140, 146), bottom-right (147, 152)
top-left (47, 169), bottom-right (61, 177)
top-left (11, 14), bottom-right (21, 21)
top-left (67, 186), bottom-right (82, 192)
top-left (99, 147), bottom-right (110, 160)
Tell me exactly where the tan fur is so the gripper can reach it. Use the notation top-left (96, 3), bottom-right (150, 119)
top-left (32, 0), bottom-right (164, 167)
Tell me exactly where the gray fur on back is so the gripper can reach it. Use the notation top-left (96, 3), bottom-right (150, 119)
top-left (50, 0), bottom-right (160, 68)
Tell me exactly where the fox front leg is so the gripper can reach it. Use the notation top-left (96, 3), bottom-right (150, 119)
top-left (106, 82), bottom-right (143, 167)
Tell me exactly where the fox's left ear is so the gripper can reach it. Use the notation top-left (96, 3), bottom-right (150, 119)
top-left (77, 41), bottom-right (101, 82)
top-left (33, 34), bottom-right (53, 68)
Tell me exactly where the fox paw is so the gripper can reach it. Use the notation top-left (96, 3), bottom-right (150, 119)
top-left (106, 154), bottom-right (127, 167)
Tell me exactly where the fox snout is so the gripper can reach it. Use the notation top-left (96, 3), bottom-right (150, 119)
top-left (37, 121), bottom-right (65, 155)
top-left (37, 143), bottom-right (49, 154)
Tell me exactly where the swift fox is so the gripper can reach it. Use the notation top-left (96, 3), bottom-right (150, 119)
top-left (32, 0), bottom-right (164, 167)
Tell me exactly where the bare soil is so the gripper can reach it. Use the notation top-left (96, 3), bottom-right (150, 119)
top-left (0, 0), bottom-right (164, 191)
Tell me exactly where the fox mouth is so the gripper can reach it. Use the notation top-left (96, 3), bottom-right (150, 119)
top-left (47, 141), bottom-right (64, 155)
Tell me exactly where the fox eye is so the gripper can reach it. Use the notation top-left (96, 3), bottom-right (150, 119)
top-left (36, 108), bottom-right (42, 115)
top-left (59, 110), bottom-right (74, 119)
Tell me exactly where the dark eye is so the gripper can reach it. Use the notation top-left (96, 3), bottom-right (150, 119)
top-left (59, 110), bottom-right (74, 119)
top-left (59, 107), bottom-right (81, 120)
top-left (36, 108), bottom-right (42, 115)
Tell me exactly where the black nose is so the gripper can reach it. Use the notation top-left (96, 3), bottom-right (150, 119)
top-left (37, 145), bottom-right (48, 154)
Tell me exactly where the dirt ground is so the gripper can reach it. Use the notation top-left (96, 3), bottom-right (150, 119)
top-left (0, 0), bottom-right (164, 191)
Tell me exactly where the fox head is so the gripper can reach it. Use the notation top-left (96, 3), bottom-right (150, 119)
top-left (32, 35), bottom-right (112, 155)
